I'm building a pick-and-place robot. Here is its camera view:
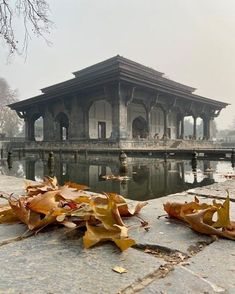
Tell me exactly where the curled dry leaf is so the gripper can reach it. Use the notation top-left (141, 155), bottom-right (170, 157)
top-left (0, 204), bottom-right (19, 224)
top-left (90, 194), bottom-right (126, 230)
top-left (83, 222), bottom-right (135, 251)
top-left (106, 193), bottom-right (147, 217)
top-left (223, 221), bottom-right (235, 239)
top-left (9, 196), bottom-right (56, 230)
top-left (26, 191), bottom-right (65, 216)
top-left (164, 196), bottom-right (235, 241)
top-left (25, 176), bottom-right (59, 196)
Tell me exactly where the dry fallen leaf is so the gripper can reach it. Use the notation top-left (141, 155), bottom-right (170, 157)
top-left (0, 204), bottom-right (19, 224)
top-left (83, 222), bottom-right (135, 251)
top-left (112, 266), bottom-right (128, 274)
top-left (164, 196), bottom-right (235, 241)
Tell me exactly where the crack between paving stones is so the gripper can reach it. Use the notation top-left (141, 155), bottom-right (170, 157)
top-left (119, 239), bottom-right (216, 293)
top-left (133, 243), bottom-right (189, 259)
top-left (179, 265), bottom-right (226, 293)
top-left (0, 227), bottom-right (84, 248)
top-left (0, 231), bottom-right (34, 247)
top-left (118, 263), bottom-right (174, 294)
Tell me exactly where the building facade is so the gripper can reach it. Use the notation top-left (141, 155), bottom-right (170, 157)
top-left (10, 56), bottom-right (228, 149)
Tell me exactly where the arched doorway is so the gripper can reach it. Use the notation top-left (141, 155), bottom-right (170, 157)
top-left (34, 116), bottom-right (43, 141)
top-left (197, 117), bottom-right (203, 140)
top-left (89, 100), bottom-right (112, 139)
top-left (132, 116), bottom-right (148, 138)
top-left (29, 113), bottom-right (43, 141)
top-left (183, 116), bottom-right (194, 139)
top-left (55, 112), bottom-right (69, 141)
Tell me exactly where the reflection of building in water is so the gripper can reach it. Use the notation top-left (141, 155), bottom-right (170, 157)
top-left (19, 158), bottom-right (220, 200)
top-left (0, 160), bottom-right (25, 178)
top-left (25, 160), bottom-right (36, 180)
top-left (25, 160), bottom-right (44, 181)
top-left (125, 161), bottom-right (185, 199)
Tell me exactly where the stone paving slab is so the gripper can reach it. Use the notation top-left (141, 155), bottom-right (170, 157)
top-left (0, 223), bottom-right (26, 242)
top-left (188, 179), bottom-right (235, 201)
top-left (0, 228), bottom-right (164, 294)
top-left (127, 193), bottom-right (214, 255)
top-left (140, 266), bottom-right (214, 294)
top-left (140, 239), bottom-right (235, 294)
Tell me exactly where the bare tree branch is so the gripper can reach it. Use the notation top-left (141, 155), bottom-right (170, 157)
top-left (0, 0), bottom-right (52, 55)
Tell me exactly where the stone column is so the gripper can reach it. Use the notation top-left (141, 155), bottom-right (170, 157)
top-left (72, 99), bottom-right (90, 140)
top-left (146, 108), bottom-right (151, 138)
top-left (43, 108), bottom-right (55, 141)
top-left (54, 119), bottom-right (61, 141)
top-left (193, 116), bottom-right (197, 140)
top-left (203, 118), bottom-right (207, 139)
top-left (111, 88), bottom-right (128, 140)
top-left (180, 116), bottom-right (184, 139)
top-left (203, 117), bottom-right (211, 140)
top-left (176, 117), bottom-right (180, 139)
top-left (69, 98), bottom-right (80, 140)
top-left (163, 110), bottom-right (169, 139)
top-left (120, 97), bottom-right (128, 139)
top-left (84, 109), bottom-right (90, 139)
top-left (24, 117), bottom-right (30, 141)
top-left (25, 116), bottom-right (34, 141)
top-left (176, 114), bottom-right (182, 139)
top-left (111, 100), bottom-right (119, 139)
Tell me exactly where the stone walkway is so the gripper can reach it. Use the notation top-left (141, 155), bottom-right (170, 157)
top-left (0, 175), bottom-right (234, 294)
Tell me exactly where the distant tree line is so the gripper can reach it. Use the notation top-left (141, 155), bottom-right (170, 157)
top-left (217, 118), bottom-right (235, 143)
top-left (0, 78), bottom-right (23, 137)
top-left (184, 118), bottom-right (218, 139)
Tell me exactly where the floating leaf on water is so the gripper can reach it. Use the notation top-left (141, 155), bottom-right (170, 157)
top-left (64, 181), bottom-right (89, 191)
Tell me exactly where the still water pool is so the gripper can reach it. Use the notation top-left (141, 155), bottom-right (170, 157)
top-left (1, 156), bottom-right (233, 201)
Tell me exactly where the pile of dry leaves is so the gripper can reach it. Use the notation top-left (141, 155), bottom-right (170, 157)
top-left (0, 177), bottom-right (147, 251)
top-left (0, 176), bottom-right (234, 251)
top-left (164, 196), bottom-right (235, 240)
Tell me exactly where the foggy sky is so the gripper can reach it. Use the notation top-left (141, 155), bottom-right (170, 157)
top-left (0, 0), bottom-right (235, 129)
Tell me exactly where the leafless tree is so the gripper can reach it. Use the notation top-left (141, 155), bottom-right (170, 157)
top-left (0, 0), bottom-right (52, 55)
top-left (0, 77), bottom-right (22, 137)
